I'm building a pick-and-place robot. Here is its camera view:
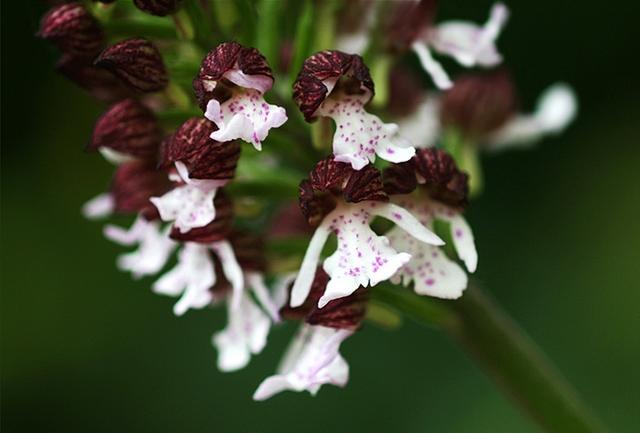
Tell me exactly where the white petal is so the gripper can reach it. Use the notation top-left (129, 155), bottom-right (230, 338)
top-left (150, 184), bottom-right (218, 233)
top-left (272, 272), bottom-right (298, 311)
top-left (534, 83), bottom-right (578, 133)
top-left (205, 90), bottom-right (287, 150)
top-left (98, 147), bottom-right (135, 165)
top-left (488, 83), bottom-right (577, 150)
top-left (387, 225), bottom-right (468, 299)
top-left (411, 41), bottom-right (453, 90)
top-left (117, 223), bottom-right (176, 278)
top-left (429, 3), bottom-right (509, 68)
top-left (152, 243), bottom-right (216, 315)
top-left (246, 271), bottom-right (281, 322)
top-left (211, 240), bottom-right (244, 311)
top-left (371, 202), bottom-right (444, 246)
top-left (253, 326), bottom-right (352, 400)
top-left (290, 221), bottom-right (331, 308)
top-left (213, 292), bottom-right (271, 372)
top-left (397, 94), bottom-right (441, 149)
top-left (317, 96), bottom-right (416, 170)
top-left (432, 204), bottom-right (478, 273)
top-left (82, 193), bottom-right (114, 220)
top-left (103, 215), bottom-right (147, 246)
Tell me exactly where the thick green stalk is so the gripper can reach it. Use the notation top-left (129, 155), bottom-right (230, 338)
top-left (373, 284), bottom-right (609, 433)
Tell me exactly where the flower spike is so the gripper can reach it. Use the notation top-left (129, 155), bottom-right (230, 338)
top-left (294, 51), bottom-right (415, 170)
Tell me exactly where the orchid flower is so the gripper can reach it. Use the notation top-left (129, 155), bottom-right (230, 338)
top-left (293, 51), bottom-right (415, 170)
top-left (194, 42), bottom-right (287, 150)
top-left (289, 158), bottom-right (443, 309)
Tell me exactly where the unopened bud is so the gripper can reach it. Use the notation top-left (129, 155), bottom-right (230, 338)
top-left (163, 118), bottom-right (240, 180)
top-left (89, 99), bottom-right (162, 161)
top-left (38, 3), bottom-right (104, 57)
top-left (95, 38), bottom-right (169, 93)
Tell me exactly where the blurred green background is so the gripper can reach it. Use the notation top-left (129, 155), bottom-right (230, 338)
top-left (2, 1), bottom-right (639, 432)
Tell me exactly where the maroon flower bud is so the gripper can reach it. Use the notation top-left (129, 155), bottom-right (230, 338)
top-left (38, 3), bottom-right (104, 57)
top-left (293, 50), bottom-right (374, 122)
top-left (163, 117), bottom-right (240, 180)
top-left (440, 70), bottom-right (518, 138)
top-left (281, 267), bottom-right (369, 331)
top-left (383, 0), bottom-right (438, 52)
top-left (382, 161), bottom-right (418, 195)
top-left (133, 0), bottom-right (184, 16)
top-left (95, 38), bottom-right (169, 93)
top-left (229, 231), bottom-right (266, 272)
top-left (169, 191), bottom-right (233, 243)
top-left (404, 148), bottom-right (469, 208)
top-left (299, 157), bottom-right (387, 226)
top-left (89, 98), bottom-right (163, 160)
top-left (386, 65), bottom-right (426, 118)
top-left (56, 54), bottom-right (132, 102)
top-left (110, 160), bottom-right (172, 220)
top-left (193, 41), bottom-right (274, 110)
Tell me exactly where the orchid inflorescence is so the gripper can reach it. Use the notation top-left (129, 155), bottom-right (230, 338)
top-left (39, 0), bottom-right (577, 400)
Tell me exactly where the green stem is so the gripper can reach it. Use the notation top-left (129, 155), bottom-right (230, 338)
top-left (373, 283), bottom-right (609, 433)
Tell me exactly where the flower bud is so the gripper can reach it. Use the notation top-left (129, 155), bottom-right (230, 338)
top-left (280, 267), bottom-right (368, 331)
top-left (293, 50), bottom-right (374, 122)
top-left (193, 41), bottom-right (274, 110)
top-left (133, 0), bottom-right (184, 16)
top-left (95, 38), bottom-right (169, 93)
top-left (89, 99), bottom-right (163, 161)
top-left (163, 118), bottom-right (240, 180)
top-left (169, 191), bottom-right (233, 243)
top-left (38, 3), bottom-right (104, 57)
top-left (383, 0), bottom-right (438, 52)
top-left (110, 160), bottom-right (172, 220)
top-left (56, 54), bottom-right (131, 102)
top-left (299, 157), bottom-right (387, 226)
top-left (440, 70), bottom-right (517, 138)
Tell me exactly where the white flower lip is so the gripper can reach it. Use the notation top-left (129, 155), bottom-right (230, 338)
top-left (290, 201), bottom-right (444, 309)
top-left (104, 216), bottom-right (176, 279)
top-left (150, 162), bottom-right (226, 233)
top-left (205, 91), bottom-right (288, 151)
top-left (253, 325), bottom-right (352, 400)
top-left (387, 195), bottom-right (478, 300)
top-left (412, 2), bottom-right (509, 90)
top-left (317, 95), bottom-right (416, 170)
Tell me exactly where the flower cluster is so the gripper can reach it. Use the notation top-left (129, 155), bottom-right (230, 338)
top-left (39, 0), bottom-right (577, 400)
